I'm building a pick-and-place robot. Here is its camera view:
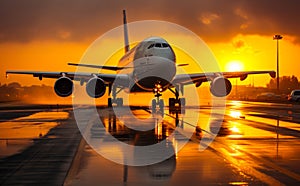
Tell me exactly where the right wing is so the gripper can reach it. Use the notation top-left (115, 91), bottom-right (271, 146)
top-left (172, 70), bottom-right (276, 86)
top-left (171, 70), bottom-right (275, 97)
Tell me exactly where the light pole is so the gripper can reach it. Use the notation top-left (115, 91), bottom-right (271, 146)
top-left (273, 34), bottom-right (283, 93)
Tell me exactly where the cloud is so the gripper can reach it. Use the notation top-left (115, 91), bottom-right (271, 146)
top-left (199, 13), bottom-right (220, 25)
top-left (233, 40), bottom-right (245, 49)
top-left (0, 0), bottom-right (300, 43)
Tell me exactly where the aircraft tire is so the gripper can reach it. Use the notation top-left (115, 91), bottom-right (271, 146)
top-left (179, 98), bottom-right (186, 107)
top-left (159, 99), bottom-right (164, 112)
top-left (152, 99), bottom-right (157, 112)
top-left (108, 98), bottom-right (112, 107)
top-left (169, 98), bottom-right (175, 108)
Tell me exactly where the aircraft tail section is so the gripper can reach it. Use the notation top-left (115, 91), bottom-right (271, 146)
top-left (123, 9), bottom-right (130, 53)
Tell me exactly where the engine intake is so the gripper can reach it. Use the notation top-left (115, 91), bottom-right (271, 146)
top-left (210, 77), bottom-right (232, 97)
top-left (54, 77), bottom-right (73, 97)
top-left (86, 77), bottom-right (106, 98)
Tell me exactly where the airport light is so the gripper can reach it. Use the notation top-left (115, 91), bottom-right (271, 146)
top-left (273, 34), bottom-right (283, 92)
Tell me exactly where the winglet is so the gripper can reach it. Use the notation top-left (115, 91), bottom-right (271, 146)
top-left (123, 10), bottom-right (130, 54)
top-left (176, 63), bottom-right (189, 67)
top-left (68, 62), bottom-right (79, 67)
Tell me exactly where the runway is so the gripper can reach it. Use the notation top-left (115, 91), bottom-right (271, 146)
top-left (1, 101), bottom-right (300, 185)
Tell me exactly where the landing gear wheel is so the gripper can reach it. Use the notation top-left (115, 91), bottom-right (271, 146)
top-left (179, 98), bottom-right (186, 107)
top-left (169, 97), bottom-right (186, 113)
top-left (152, 99), bottom-right (157, 113)
top-left (108, 98), bottom-right (112, 107)
top-left (159, 99), bottom-right (164, 113)
top-left (169, 98), bottom-right (175, 108)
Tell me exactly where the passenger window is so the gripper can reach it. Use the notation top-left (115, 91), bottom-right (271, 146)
top-left (155, 43), bottom-right (162, 48)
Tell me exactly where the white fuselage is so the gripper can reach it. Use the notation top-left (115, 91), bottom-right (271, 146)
top-left (118, 37), bottom-right (176, 92)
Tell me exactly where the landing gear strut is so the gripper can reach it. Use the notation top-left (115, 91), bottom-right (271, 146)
top-left (108, 85), bottom-right (123, 107)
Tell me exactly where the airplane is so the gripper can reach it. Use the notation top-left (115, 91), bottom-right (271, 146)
top-left (6, 10), bottom-right (276, 111)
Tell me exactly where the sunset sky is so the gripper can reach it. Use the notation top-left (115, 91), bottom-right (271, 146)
top-left (1, 0), bottom-right (300, 87)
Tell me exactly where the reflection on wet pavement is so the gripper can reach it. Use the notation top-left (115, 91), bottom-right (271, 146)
top-left (69, 101), bottom-right (300, 185)
top-left (0, 111), bottom-right (69, 158)
top-left (70, 106), bottom-right (265, 185)
top-left (2, 101), bottom-right (300, 185)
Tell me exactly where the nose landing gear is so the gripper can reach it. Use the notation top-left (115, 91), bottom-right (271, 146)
top-left (152, 95), bottom-right (164, 114)
top-left (151, 84), bottom-right (186, 114)
top-left (151, 84), bottom-right (164, 114)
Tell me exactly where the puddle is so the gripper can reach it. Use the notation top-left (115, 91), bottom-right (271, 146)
top-left (0, 111), bottom-right (69, 158)
top-left (14, 111), bottom-right (69, 121)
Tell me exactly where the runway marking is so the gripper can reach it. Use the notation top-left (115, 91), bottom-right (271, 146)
top-left (64, 138), bottom-right (86, 186)
top-left (64, 108), bottom-right (99, 186)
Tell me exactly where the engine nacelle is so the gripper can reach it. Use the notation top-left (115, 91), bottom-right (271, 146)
top-left (210, 77), bottom-right (232, 97)
top-left (54, 77), bottom-right (73, 97)
top-left (86, 77), bottom-right (106, 98)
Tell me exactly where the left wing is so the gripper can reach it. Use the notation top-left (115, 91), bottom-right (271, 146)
top-left (5, 70), bottom-right (127, 86)
top-left (172, 70), bottom-right (276, 86)
top-left (6, 70), bottom-right (130, 98)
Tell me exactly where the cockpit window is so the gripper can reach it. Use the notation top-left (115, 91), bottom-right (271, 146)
top-left (147, 44), bottom-right (154, 49)
top-left (162, 43), bottom-right (169, 48)
top-left (155, 43), bottom-right (162, 48)
top-left (148, 43), bottom-right (170, 49)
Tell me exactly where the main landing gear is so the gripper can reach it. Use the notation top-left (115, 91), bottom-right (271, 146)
top-left (168, 86), bottom-right (185, 113)
top-left (108, 97), bottom-right (123, 107)
top-left (108, 85), bottom-right (123, 107)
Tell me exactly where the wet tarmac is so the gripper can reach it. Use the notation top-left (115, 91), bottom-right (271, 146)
top-left (1, 101), bottom-right (300, 185)
top-left (0, 104), bottom-right (79, 185)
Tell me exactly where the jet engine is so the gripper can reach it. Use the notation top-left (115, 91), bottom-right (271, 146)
top-left (210, 77), bottom-right (232, 97)
top-left (54, 77), bottom-right (73, 97)
top-left (86, 77), bottom-right (106, 98)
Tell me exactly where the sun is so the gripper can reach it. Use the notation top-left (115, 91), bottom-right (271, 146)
top-left (226, 60), bottom-right (244, 72)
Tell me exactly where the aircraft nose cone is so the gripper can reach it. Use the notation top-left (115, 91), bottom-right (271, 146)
top-left (134, 56), bottom-right (176, 90)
